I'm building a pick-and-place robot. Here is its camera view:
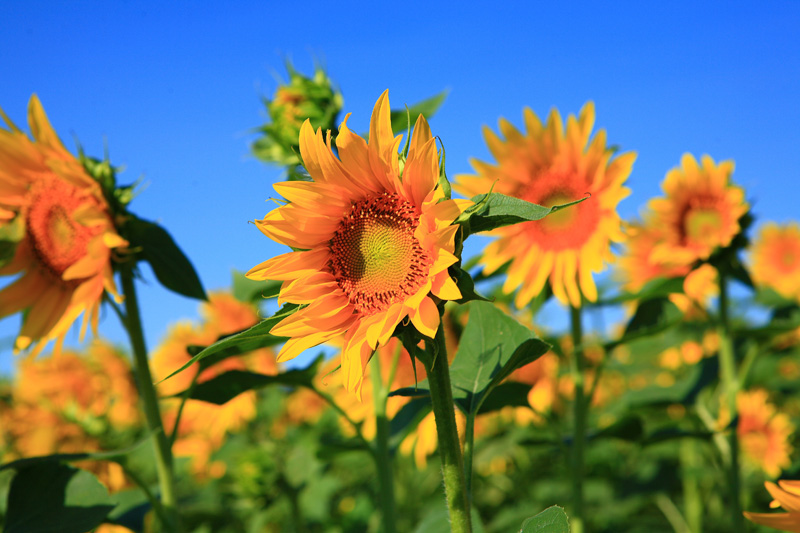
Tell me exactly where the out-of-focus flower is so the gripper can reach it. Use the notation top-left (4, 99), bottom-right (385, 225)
top-left (648, 154), bottom-right (748, 265)
top-left (750, 222), bottom-right (800, 302)
top-left (0, 95), bottom-right (128, 355)
top-left (247, 90), bottom-right (469, 395)
top-left (455, 102), bottom-right (635, 308)
top-left (720, 389), bottom-right (795, 478)
top-left (0, 340), bottom-right (139, 492)
top-left (504, 353), bottom-right (560, 425)
top-left (152, 291), bottom-right (278, 479)
top-left (617, 221), bottom-right (690, 293)
top-left (745, 479), bottom-right (800, 532)
top-left (252, 64), bottom-right (343, 174)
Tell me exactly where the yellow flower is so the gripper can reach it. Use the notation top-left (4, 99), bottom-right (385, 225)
top-left (0, 95), bottom-right (127, 355)
top-left (745, 480), bottom-right (800, 533)
top-left (648, 154), bottom-right (748, 265)
top-left (732, 389), bottom-right (794, 478)
top-left (151, 291), bottom-right (278, 479)
top-left (750, 222), bottom-right (800, 302)
top-left (247, 90), bottom-right (469, 394)
top-left (616, 221), bottom-right (690, 293)
top-left (0, 340), bottom-right (139, 492)
top-left (455, 102), bottom-right (635, 308)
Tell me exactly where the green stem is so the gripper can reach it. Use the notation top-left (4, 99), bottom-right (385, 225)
top-left (569, 305), bottom-right (586, 533)
top-left (119, 264), bottom-right (180, 532)
top-left (370, 353), bottom-right (398, 533)
top-left (680, 438), bottom-right (702, 533)
top-left (717, 273), bottom-right (743, 531)
top-left (419, 326), bottom-right (472, 533)
top-left (463, 413), bottom-right (475, 509)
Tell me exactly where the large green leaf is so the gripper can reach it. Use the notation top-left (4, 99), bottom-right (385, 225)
top-left (186, 355), bottom-right (325, 404)
top-left (457, 193), bottom-right (589, 237)
top-left (0, 436), bottom-right (152, 473)
top-left (160, 302), bottom-right (298, 383)
top-left (519, 506), bottom-right (570, 533)
top-left (392, 301), bottom-right (550, 415)
top-left (4, 463), bottom-right (115, 533)
top-left (124, 215), bottom-right (207, 301)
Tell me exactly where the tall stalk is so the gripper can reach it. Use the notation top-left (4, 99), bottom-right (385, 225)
top-left (418, 326), bottom-right (472, 533)
top-left (119, 263), bottom-right (180, 532)
top-left (569, 304), bottom-right (586, 533)
top-left (717, 272), bottom-right (743, 531)
top-left (370, 353), bottom-right (398, 533)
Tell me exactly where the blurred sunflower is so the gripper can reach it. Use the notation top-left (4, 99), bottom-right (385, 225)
top-left (648, 154), bottom-right (748, 265)
top-left (247, 90), bottom-right (469, 395)
top-left (750, 222), bottom-right (800, 302)
top-left (0, 95), bottom-right (127, 355)
top-left (0, 340), bottom-right (139, 492)
top-left (455, 102), bottom-right (635, 308)
top-left (745, 480), bottom-right (800, 532)
top-left (151, 291), bottom-right (278, 479)
top-left (721, 389), bottom-right (795, 478)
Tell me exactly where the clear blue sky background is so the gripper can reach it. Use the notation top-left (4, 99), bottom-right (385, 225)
top-left (1, 2), bottom-right (799, 375)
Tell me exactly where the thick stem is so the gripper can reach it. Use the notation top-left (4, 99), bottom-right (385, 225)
top-left (119, 264), bottom-right (179, 532)
top-left (569, 305), bottom-right (586, 533)
top-left (370, 354), bottom-right (398, 533)
top-left (717, 273), bottom-right (743, 531)
top-left (421, 327), bottom-right (472, 533)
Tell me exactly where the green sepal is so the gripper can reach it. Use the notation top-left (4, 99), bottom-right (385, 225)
top-left (519, 505), bottom-right (571, 533)
top-left (182, 354), bottom-right (325, 405)
top-left (456, 192), bottom-right (590, 237)
top-left (437, 137), bottom-right (452, 200)
top-left (3, 462), bottom-right (115, 533)
top-left (160, 302), bottom-right (299, 383)
top-left (122, 214), bottom-right (207, 301)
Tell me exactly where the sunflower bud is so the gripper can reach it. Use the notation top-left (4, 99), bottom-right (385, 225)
top-left (252, 63), bottom-right (343, 179)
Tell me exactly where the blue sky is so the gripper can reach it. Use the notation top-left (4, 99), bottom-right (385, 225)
top-left (1, 2), bottom-right (799, 374)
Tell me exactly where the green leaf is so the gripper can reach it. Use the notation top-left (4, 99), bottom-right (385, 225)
top-left (0, 436), bottom-right (152, 473)
top-left (124, 215), bottom-right (207, 300)
top-left (452, 265), bottom-right (491, 304)
top-left (603, 297), bottom-right (681, 352)
top-left (389, 90), bottom-right (448, 134)
top-left (475, 381), bottom-right (532, 414)
top-left (391, 301), bottom-right (550, 416)
top-left (160, 303), bottom-right (298, 383)
top-left (457, 193), bottom-right (590, 237)
top-left (519, 505), bottom-right (570, 533)
top-left (186, 355), bottom-right (324, 404)
top-left (232, 269), bottom-right (280, 303)
top-left (388, 397), bottom-right (431, 450)
top-left (4, 463), bottom-right (115, 533)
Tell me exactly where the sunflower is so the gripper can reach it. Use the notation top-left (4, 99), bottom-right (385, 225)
top-left (246, 90), bottom-right (469, 395)
top-left (750, 222), bottom-right (800, 302)
top-left (745, 480), bottom-right (800, 533)
top-left (719, 389), bottom-right (795, 478)
top-left (648, 154), bottom-right (748, 265)
top-left (616, 221), bottom-right (690, 293)
top-left (455, 102), bottom-right (635, 308)
top-left (0, 95), bottom-right (127, 355)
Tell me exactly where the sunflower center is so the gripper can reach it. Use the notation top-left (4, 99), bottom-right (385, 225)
top-left (329, 192), bottom-right (431, 316)
top-left (684, 208), bottom-right (724, 246)
top-left (26, 178), bottom-right (98, 282)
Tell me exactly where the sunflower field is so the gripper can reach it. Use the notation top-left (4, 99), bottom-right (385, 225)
top-left (1, 63), bottom-right (800, 533)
